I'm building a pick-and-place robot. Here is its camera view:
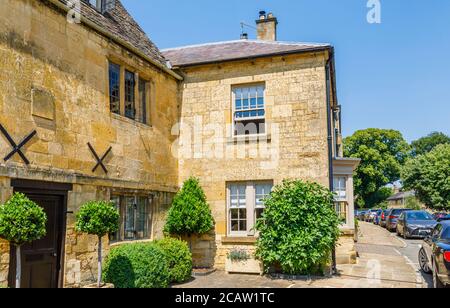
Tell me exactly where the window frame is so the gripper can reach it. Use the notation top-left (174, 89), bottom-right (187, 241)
top-left (231, 84), bottom-right (266, 137)
top-left (110, 194), bottom-right (153, 243)
top-left (227, 181), bottom-right (273, 237)
top-left (108, 61), bottom-right (121, 115)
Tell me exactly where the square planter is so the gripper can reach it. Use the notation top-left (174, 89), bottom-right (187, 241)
top-left (225, 258), bottom-right (263, 275)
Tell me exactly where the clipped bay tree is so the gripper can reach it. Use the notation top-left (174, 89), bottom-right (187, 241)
top-left (164, 177), bottom-right (214, 242)
top-left (75, 201), bottom-right (119, 288)
top-left (0, 193), bottom-right (47, 288)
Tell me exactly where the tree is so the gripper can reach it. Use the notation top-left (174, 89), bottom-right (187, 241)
top-left (75, 201), bottom-right (119, 288)
top-left (255, 180), bottom-right (340, 275)
top-left (411, 132), bottom-right (450, 157)
top-left (164, 177), bottom-right (215, 238)
top-left (402, 144), bottom-right (450, 211)
top-left (0, 193), bottom-right (47, 288)
top-left (344, 129), bottom-right (410, 208)
top-left (405, 196), bottom-right (422, 211)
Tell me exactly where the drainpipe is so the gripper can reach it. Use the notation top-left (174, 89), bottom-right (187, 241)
top-left (325, 49), bottom-right (337, 275)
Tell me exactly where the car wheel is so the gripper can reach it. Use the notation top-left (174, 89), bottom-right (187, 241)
top-left (403, 230), bottom-right (409, 240)
top-left (418, 248), bottom-right (431, 274)
top-left (433, 263), bottom-right (445, 289)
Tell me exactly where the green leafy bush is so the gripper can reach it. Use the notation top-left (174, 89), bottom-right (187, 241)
top-left (0, 193), bottom-right (47, 288)
top-left (75, 200), bottom-right (119, 287)
top-left (255, 180), bottom-right (340, 275)
top-left (164, 177), bottom-right (214, 236)
top-left (155, 238), bottom-right (192, 283)
top-left (103, 242), bottom-right (170, 288)
top-left (0, 193), bottom-right (47, 246)
top-left (75, 201), bottom-right (119, 238)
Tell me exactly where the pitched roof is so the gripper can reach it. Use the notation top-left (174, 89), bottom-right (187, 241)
top-left (387, 191), bottom-right (416, 201)
top-left (57, 0), bottom-right (167, 67)
top-left (162, 40), bottom-right (331, 67)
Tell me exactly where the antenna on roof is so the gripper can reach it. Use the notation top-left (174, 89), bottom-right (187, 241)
top-left (240, 21), bottom-right (256, 40)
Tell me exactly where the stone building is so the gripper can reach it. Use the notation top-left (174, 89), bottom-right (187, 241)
top-left (0, 0), bottom-right (359, 287)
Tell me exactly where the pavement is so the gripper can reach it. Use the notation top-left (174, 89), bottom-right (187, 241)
top-left (174, 222), bottom-right (427, 288)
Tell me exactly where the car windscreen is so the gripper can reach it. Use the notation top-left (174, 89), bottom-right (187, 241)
top-left (406, 211), bottom-right (434, 221)
top-left (442, 226), bottom-right (450, 239)
top-left (391, 209), bottom-right (405, 215)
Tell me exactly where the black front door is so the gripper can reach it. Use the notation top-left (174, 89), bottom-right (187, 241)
top-left (9, 186), bottom-right (68, 288)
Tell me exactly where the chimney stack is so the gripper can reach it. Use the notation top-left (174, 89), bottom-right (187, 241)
top-left (256, 11), bottom-right (278, 41)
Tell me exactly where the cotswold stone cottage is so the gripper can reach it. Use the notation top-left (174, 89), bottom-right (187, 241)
top-left (0, 0), bottom-right (359, 287)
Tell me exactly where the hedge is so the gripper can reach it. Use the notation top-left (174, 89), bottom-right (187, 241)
top-left (155, 238), bottom-right (192, 283)
top-left (103, 242), bottom-right (170, 288)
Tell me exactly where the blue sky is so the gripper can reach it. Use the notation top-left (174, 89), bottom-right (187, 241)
top-left (122, 0), bottom-right (450, 142)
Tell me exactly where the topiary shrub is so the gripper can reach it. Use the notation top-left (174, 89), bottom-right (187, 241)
top-left (75, 201), bottom-right (119, 287)
top-left (255, 180), bottom-right (341, 275)
top-left (164, 177), bottom-right (215, 237)
top-left (155, 238), bottom-right (192, 283)
top-left (103, 242), bottom-right (170, 288)
top-left (0, 193), bottom-right (47, 288)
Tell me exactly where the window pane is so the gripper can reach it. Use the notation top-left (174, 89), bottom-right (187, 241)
top-left (139, 79), bottom-right (148, 124)
top-left (239, 209), bottom-right (247, 220)
top-left (255, 208), bottom-right (264, 220)
top-left (136, 197), bottom-right (149, 239)
top-left (231, 209), bottom-right (239, 220)
top-left (239, 220), bottom-right (247, 232)
top-left (231, 220), bottom-right (239, 231)
top-left (125, 70), bottom-right (135, 120)
top-left (124, 197), bottom-right (135, 240)
top-left (109, 62), bottom-right (120, 114)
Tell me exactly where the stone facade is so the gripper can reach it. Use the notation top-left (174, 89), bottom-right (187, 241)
top-left (176, 52), bottom-right (333, 269)
top-left (0, 0), bottom-right (179, 287)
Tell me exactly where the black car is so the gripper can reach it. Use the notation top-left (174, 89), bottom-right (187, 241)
top-left (419, 221), bottom-right (450, 288)
top-left (386, 208), bottom-right (411, 232)
top-left (396, 211), bottom-right (437, 239)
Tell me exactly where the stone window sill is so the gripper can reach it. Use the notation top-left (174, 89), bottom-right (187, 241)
top-left (111, 113), bottom-right (152, 129)
top-left (221, 236), bottom-right (257, 245)
top-left (226, 134), bottom-right (272, 145)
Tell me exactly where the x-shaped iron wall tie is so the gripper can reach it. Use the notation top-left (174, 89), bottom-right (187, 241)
top-left (0, 124), bottom-right (37, 165)
top-left (87, 142), bottom-right (112, 174)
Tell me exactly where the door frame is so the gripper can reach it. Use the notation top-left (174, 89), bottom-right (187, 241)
top-left (8, 179), bottom-right (72, 288)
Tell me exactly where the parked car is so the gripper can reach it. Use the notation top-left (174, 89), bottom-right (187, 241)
top-left (365, 209), bottom-right (379, 222)
top-left (373, 209), bottom-right (383, 225)
top-left (386, 208), bottom-right (412, 232)
top-left (379, 209), bottom-right (391, 228)
top-left (433, 213), bottom-right (448, 221)
top-left (396, 211), bottom-right (437, 239)
top-left (440, 215), bottom-right (450, 222)
top-left (358, 210), bottom-right (368, 221)
top-left (419, 221), bottom-right (450, 288)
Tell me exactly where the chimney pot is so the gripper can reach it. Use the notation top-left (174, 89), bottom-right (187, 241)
top-left (240, 33), bottom-right (249, 40)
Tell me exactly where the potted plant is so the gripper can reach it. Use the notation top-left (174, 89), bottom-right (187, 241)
top-left (75, 200), bottom-right (119, 288)
top-left (0, 193), bottom-right (47, 288)
top-left (164, 177), bottom-right (215, 251)
top-left (225, 248), bottom-right (263, 275)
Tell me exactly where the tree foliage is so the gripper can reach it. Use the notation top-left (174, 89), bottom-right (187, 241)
top-left (344, 129), bottom-right (410, 208)
top-left (0, 193), bottom-right (47, 246)
top-left (75, 201), bottom-right (119, 237)
top-left (411, 132), bottom-right (450, 157)
top-left (402, 144), bottom-right (450, 210)
top-left (164, 177), bottom-right (215, 236)
top-left (255, 180), bottom-right (340, 275)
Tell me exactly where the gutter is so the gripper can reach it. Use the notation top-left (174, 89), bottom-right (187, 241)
top-left (46, 0), bottom-right (183, 81)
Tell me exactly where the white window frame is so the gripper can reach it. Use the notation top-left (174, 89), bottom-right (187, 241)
top-left (232, 85), bottom-right (266, 137)
top-left (333, 176), bottom-right (347, 201)
top-left (227, 181), bottom-right (273, 237)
